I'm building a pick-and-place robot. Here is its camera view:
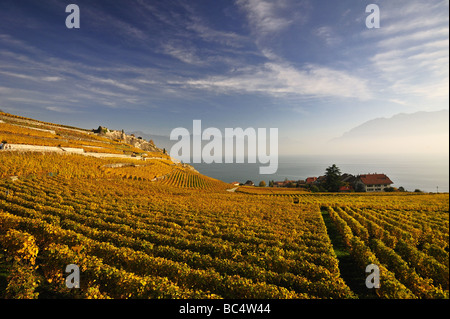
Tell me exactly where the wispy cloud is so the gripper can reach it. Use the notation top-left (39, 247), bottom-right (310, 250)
top-left (314, 26), bottom-right (342, 47)
top-left (161, 41), bottom-right (204, 65)
top-left (185, 12), bottom-right (249, 49)
top-left (1, 0), bottom-right (447, 133)
top-left (42, 76), bottom-right (63, 82)
top-left (88, 77), bottom-right (138, 92)
top-left (0, 70), bottom-right (37, 81)
top-left (362, 0), bottom-right (449, 103)
top-left (236, 0), bottom-right (308, 35)
top-left (182, 61), bottom-right (371, 100)
top-left (0, 71), bottom-right (63, 83)
top-left (44, 106), bottom-right (79, 114)
top-left (376, 27), bottom-right (448, 48)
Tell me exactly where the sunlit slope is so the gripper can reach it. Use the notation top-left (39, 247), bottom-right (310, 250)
top-left (0, 112), bottom-right (448, 299)
top-left (0, 151), bottom-right (354, 299)
top-left (159, 168), bottom-right (231, 191)
top-left (0, 111), bottom-right (163, 157)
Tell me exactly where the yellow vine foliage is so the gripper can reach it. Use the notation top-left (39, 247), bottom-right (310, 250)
top-left (0, 150), bottom-right (448, 299)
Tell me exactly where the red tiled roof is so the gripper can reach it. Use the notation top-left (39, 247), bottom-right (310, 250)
top-left (306, 177), bottom-right (317, 184)
top-left (359, 174), bottom-right (393, 185)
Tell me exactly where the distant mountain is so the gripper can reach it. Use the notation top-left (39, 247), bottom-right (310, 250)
top-left (328, 110), bottom-right (449, 155)
top-left (340, 110), bottom-right (449, 138)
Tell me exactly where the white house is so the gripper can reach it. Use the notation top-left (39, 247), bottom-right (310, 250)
top-left (355, 173), bottom-right (393, 192)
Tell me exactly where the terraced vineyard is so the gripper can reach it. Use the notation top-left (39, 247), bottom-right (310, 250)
top-left (101, 159), bottom-right (176, 181)
top-left (0, 153), bottom-right (355, 299)
top-left (160, 168), bottom-right (230, 191)
top-left (326, 206), bottom-right (448, 298)
top-left (0, 137), bottom-right (448, 299)
top-left (0, 116), bottom-right (138, 155)
top-left (0, 111), bottom-right (165, 157)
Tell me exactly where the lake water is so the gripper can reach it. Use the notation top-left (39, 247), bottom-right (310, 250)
top-left (192, 154), bottom-right (449, 193)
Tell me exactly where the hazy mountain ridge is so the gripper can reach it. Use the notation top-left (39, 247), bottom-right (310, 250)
top-left (129, 110), bottom-right (450, 157)
top-left (328, 110), bottom-right (449, 155)
top-left (340, 110), bottom-right (449, 138)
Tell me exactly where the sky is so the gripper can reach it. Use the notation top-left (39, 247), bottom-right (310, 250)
top-left (0, 0), bottom-right (448, 156)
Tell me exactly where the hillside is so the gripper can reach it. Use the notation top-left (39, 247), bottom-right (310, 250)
top-left (0, 111), bottom-right (229, 190)
top-left (0, 111), bottom-right (167, 158)
top-left (128, 130), bottom-right (175, 154)
top-left (0, 112), bottom-right (448, 301)
top-left (94, 127), bottom-right (164, 154)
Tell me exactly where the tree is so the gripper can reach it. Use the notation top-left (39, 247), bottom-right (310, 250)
top-left (259, 181), bottom-right (266, 187)
top-left (286, 181), bottom-right (296, 188)
top-left (324, 164), bottom-right (342, 192)
top-left (355, 183), bottom-right (365, 192)
top-left (269, 180), bottom-right (274, 187)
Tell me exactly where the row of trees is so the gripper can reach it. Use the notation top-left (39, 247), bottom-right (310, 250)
top-left (259, 164), bottom-right (343, 192)
top-left (260, 164), bottom-right (408, 193)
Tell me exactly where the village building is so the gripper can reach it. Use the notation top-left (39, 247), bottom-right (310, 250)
top-left (273, 180), bottom-right (297, 187)
top-left (355, 173), bottom-right (393, 192)
top-left (339, 185), bottom-right (353, 192)
top-left (341, 173), bottom-right (357, 185)
top-left (317, 175), bottom-right (326, 184)
top-left (273, 181), bottom-right (285, 187)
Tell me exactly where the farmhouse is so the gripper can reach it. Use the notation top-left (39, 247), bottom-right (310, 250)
top-left (244, 180), bottom-right (255, 186)
top-left (273, 181), bottom-right (286, 187)
top-left (355, 173), bottom-right (393, 192)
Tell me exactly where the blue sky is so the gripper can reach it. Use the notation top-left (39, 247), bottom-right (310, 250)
top-left (0, 0), bottom-right (448, 155)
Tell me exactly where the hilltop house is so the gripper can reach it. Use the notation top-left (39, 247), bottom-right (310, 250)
top-left (355, 174), bottom-right (393, 192)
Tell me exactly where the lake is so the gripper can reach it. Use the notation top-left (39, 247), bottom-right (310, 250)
top-left (191, 154), bottom-right (449, 193)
